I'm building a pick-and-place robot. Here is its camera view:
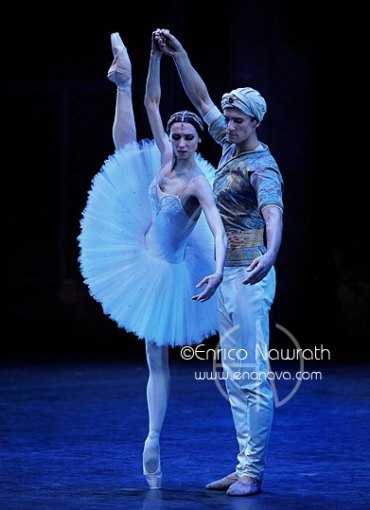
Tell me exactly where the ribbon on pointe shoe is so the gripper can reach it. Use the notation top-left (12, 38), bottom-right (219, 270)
top-left (107, 32), bottom-right (132, 90)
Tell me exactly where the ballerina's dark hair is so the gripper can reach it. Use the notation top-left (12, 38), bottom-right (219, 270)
top-left (166, 110), bottom-right (204, 138)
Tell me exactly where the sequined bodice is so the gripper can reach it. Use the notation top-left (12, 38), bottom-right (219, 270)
top-left (145, 178), bottom-right (197, 263)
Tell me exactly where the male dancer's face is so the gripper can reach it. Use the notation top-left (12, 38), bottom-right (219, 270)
top-left (223, 107), bottom-right (258, 145)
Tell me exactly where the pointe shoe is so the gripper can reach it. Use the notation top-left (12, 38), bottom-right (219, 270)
top-left (143, 437), bottom-right (162, 489)
top-left (107, 32), bottom-right (132, 87)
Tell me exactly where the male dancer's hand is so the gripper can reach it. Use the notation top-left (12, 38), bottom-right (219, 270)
top-left (153, 28), bottom-right (183, 57)
top-left (242, 254), bottom-right (274, 285)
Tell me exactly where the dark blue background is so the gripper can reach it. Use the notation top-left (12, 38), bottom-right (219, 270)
top-left (2, 1), bottom-right (367, 360)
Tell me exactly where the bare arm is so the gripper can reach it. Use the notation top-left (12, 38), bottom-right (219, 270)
top-left (155, 29), bottom-right (215, 118)
top-left (144, 32), bottom-right (172, 166)
top-left (191, 177), bottom-right (227, 302)
top-left (243, 206), bottom-right (283, 285)
top-left (263, 205), bottom-right (283, 263)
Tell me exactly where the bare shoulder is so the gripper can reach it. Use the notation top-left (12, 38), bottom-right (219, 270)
top-left (157, 160), bottom-right (173, 180)
top-left (187, 170), bottom-right (213, 198)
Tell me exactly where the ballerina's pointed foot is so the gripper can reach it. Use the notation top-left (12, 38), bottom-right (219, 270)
top-left (107, 32), bottom-right (132, 86)
top-left (143, 437), bottom-right (162, 489)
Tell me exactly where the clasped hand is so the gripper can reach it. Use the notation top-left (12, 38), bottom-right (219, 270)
top-left (153, 28), bottom-right (180, 57)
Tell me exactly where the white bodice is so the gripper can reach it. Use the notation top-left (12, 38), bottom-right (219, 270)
top-left (145, 178), bottom-right (198, 263)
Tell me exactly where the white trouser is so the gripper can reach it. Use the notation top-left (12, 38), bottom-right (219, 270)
top-left (218, 266), bottom-right (276, 481)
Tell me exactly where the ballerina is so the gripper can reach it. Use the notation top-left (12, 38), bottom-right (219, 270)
top-left (78, 31), bottom-right (227, 489)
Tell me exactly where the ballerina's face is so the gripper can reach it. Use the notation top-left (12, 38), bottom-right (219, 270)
top-left (169, 122), bottom-right (200, 160)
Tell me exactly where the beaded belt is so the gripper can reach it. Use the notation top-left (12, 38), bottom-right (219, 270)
top-left (225, 229), bottom-right (265, 266)
top-left (227, 229), bottom-right (264, 249)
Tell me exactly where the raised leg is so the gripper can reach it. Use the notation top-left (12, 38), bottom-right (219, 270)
top-left (108, 32), bottom-right (137, 149)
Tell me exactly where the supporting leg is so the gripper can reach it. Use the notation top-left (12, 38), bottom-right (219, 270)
top-left (142, 341), bottom-right (170, 488)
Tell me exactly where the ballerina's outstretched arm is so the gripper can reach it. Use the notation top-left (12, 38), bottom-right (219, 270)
top-left (190, 176), bottom-right (227, 302)
top-left (144, 31), bottom-right (173, 167)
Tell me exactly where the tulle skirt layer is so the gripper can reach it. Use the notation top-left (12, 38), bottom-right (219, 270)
top-left (78, 140), bottom-right (218, 346)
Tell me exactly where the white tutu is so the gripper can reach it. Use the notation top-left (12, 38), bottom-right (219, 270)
top-left (78, 139), bottom-right (219, 347)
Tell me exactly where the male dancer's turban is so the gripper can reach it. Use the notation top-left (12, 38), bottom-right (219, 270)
top-left (221, 87), bottom-right (267, 122)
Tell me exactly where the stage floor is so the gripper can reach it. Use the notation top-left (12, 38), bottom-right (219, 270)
top-left (1, 357), bottom-right (369, 509)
